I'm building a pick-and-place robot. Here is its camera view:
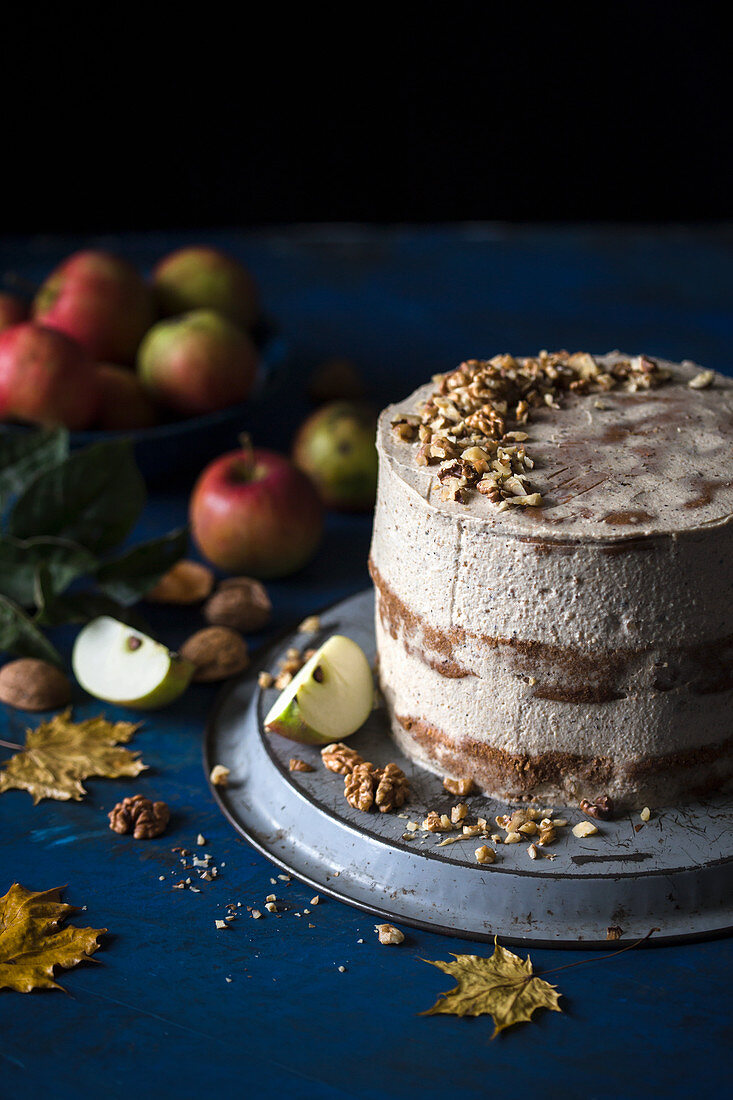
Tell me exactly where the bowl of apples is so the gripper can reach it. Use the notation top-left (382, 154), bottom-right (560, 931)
top-left (0, 246), bottom-right (288, 485)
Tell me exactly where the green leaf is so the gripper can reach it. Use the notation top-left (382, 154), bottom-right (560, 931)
top-left (0, 536), bottom-right (97, 608)
top-left (95, 527), bottom-right (189, 605)
top-left (8, 439), bottom-right (146, 554)
top-left (0, 429), bottom-right (69, 514)
top-left (0, 594), bottom-right (62, 666)
top-left (34, 590), bottom-right (148, 630)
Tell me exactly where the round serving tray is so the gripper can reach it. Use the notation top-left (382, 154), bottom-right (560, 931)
top-left (205, 589), bottom-right (733, 948)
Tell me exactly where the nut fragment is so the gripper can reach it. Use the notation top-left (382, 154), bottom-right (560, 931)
top-left (688, 369), bottom-right (714, 389)
top-left (180, 627), bottom-right (249, 682)
top-left (298, 615), bottom-right (321, 634)
top-left (289, 758), bottom-right (314, 773)
top-left (209, 764), bottom-right (230, 787)
top-left (640, 806), bottom-right (651, 822)
top-left (146, 560), bottom-right (214, 604)
top-left (607, 925), bottom-right (624, 941)
top-left (572, 820), bottom-right (599, 838)
top-left (451, 802), bottom-right (468, 824)
top-left (321, 742), bottom-right (365, 775)
top-left (0, 658), bottom-right (72, 712)
top-left (108, 794), bottom-right (170, 839)
top-left (579, 795), bottom-right (615, 820)
top-left (375, 923), bottom-right (404, 945)
top-left (442, 775), bottom-right (476, 797)
top-left (204, 577), bottom-right (272, 632)
top-left (474, 845), bottom-right (496, 864)
top-left (258, 671), bottom-right (274, 689)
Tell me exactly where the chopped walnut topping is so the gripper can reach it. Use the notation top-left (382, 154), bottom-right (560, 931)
top-left (289, 758), bottom-right (314, 773)
top-left (474, 845), bottom-right (496, 864)
top-left (321, 742), bottom-right (365, 775)
top-left (640, 806), bottom-right (651, 822)
top-left (391, 351), bottom-right (671, 508)
top-left (375, 923), bottom-right (405, 945)
top-left (607, 925), bottom-right (624, 941)
top-left (688, 369), bottom-right (714, 389)
top-left (450, 802), bottom-right (468, 824)
top-left (258, 671), bottom-right (274, 689)
top-left (299, 615), bottom-right (321, 634)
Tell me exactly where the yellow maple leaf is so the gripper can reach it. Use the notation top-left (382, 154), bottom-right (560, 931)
top-left (421, 938), bottom-right (562, 1037)
top-left (0, 708), bottom-right (145, 803)
top-left (0, 883), bottom-right (106, 993)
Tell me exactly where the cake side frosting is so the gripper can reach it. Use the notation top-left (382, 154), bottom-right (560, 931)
top-left (371, 352), bottom-right (733, 807)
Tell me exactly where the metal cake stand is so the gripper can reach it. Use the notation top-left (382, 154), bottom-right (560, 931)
top-left (204, 589), bottom-right (733, 948)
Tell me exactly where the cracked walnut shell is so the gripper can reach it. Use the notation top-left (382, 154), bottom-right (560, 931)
top-left (108, 794), bottom-right (170, 839)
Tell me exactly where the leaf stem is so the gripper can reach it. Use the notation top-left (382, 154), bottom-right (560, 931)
top-left (0, 738), bottom-right (23, 751)
top-left (536, 928), bottom-right (659, 979)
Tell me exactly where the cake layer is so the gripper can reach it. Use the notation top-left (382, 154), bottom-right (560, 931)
top-left (371, 352), bottom-right (733, 807)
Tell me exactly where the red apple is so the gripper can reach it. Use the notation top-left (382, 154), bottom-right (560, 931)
top-left (137, 309), bottom-right (258, 416)
top-left (33, 250), bottom-right (154, 364)
top-left (0, 293), bottom-right (29, 333)
top-left (153, 246), bottom-right (259, 329)
top-left (190, 443), bottom-right (324, 577)
top-left (95, 363), bottom-right (157, 430)
top-left (0, 323), bottom-right (99, 429)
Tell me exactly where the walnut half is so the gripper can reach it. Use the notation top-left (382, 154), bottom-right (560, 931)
top-left (108, 794), bottom-right (170, 839)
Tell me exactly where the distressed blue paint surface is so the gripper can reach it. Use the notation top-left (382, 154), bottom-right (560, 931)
top-left (1, 226), bottom-right (732, 1098)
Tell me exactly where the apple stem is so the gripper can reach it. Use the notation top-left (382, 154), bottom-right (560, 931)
top-left (237, 432), bottom-right (255, 477)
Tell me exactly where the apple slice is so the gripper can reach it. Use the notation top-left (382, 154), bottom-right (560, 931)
top-left (72, 616), bottom-right (194, 709)
top-left (264, 634), bottom-right (373, 744)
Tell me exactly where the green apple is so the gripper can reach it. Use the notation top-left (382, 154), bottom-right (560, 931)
top-left (264, 634), bottom-right (373, 744)
top-left (72, 616), bottom-right (194, 709)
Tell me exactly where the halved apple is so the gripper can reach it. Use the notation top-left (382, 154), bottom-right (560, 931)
top-left (72, 616), bottom-right (194, 709)
top-left (264, 634), bottom-right (373, 744)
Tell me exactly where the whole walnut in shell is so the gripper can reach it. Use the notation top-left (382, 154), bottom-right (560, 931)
top-left (146, 560), bottom-right (214, 604)
top-left (180, 627), bottom-right (250, 682)
top-left (0, 659), bottom-right (72, 712)
top-left (204, 577), bottom-right (272, 632)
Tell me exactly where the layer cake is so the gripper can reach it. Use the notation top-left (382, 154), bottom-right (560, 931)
top-left (370, 351), bottom-right (733, 807)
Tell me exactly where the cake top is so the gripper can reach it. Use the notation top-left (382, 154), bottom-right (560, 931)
top-left (382, 351), bottom-right (733, 540)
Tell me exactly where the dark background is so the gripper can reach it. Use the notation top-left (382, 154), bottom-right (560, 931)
top-left (3, 4), bottom-right (730, 233)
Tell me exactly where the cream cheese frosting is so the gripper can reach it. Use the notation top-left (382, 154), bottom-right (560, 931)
top-left (371, 353), bottom-right (733, 807)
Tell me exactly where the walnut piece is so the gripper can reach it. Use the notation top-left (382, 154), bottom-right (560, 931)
top-left (344, 762), bottom-right (376, 811)
top-left (0, 658), bottom-right (72, 712)
top-left (108, 794), bottom-right (169, 839)
top-left (375, 923), bottom-right (405, 945)
top-left (374, 762), bottom-right (409, 813)
top-left (209, 764), bottom-right (230, 787)
top-left (204, 577), bottom-right (272, 632)
top-left (289, 758), bottom-right (314, 773)
top-left (321, 742), bottom-right (365, 775)
top-left (579, 795), bottom-right (615, 820)
top-left (442, 775), bottom-right (476, 796)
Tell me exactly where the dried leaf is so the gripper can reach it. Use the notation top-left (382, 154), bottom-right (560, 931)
top-left (421, 938), bottom-right (562, 1038)
top-left (0, 709), bottom-right (146, 803)
top-left (0, 883), bottom-right (105, 992)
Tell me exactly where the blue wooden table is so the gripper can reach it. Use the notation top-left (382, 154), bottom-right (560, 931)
top-left (1, 226), bottom-right (732, 1098)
